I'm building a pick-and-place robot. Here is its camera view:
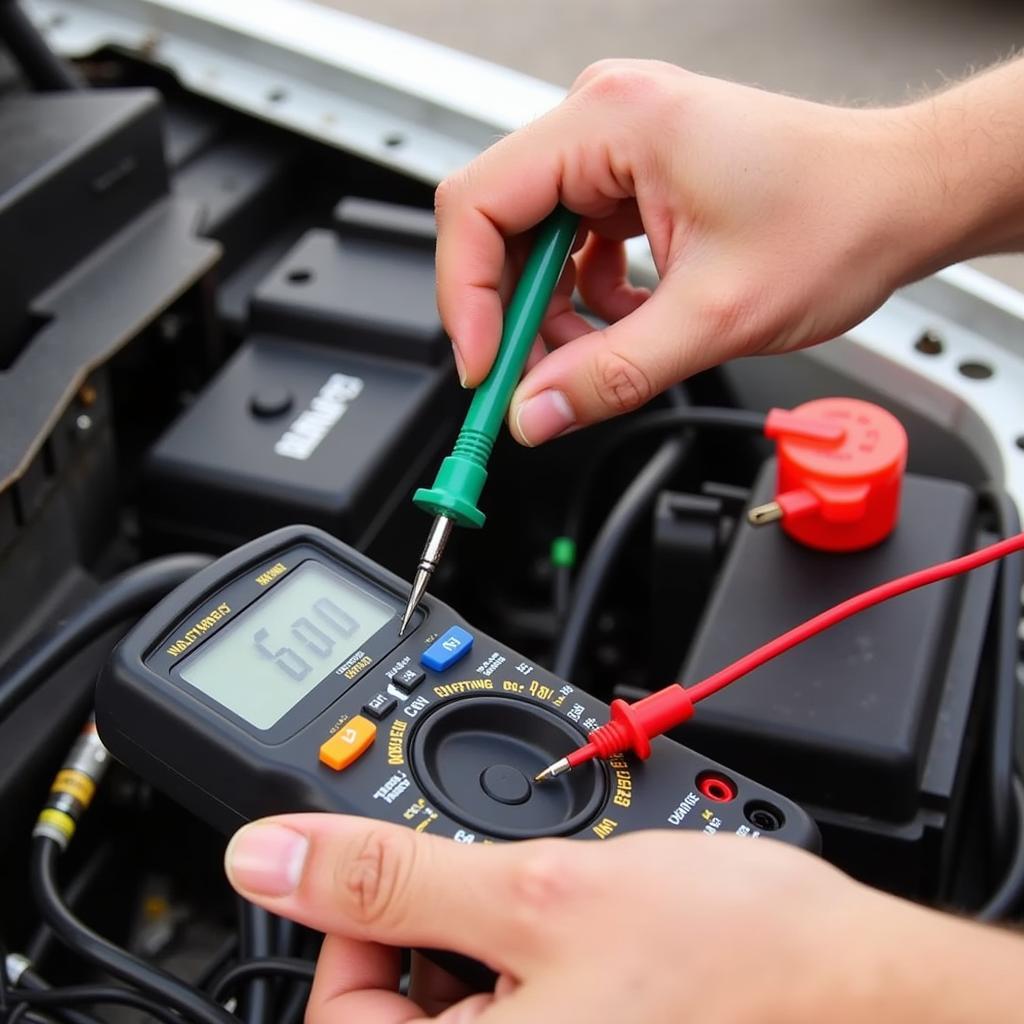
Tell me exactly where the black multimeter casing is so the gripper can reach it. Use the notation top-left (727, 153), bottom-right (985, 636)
top-left (97, 526), bottom-right (819, 854)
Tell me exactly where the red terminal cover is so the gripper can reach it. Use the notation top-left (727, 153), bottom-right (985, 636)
top-left (765, 397), bottom-right (908, 551)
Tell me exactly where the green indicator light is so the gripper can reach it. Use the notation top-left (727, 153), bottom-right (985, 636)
top-left (550, 536), bottom-right (576, 568)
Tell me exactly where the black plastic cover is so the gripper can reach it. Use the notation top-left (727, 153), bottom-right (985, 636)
top-left (250, 198), bottom-right (446, 364)
top-left (680, 463), bottom-right (989, 824)
top-left (141, 335), bottom-right (456, 550)
top-left (0, 88), bottom-right (169, 366)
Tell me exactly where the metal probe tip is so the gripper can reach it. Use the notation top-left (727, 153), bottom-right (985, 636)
top-left (534, 757), bottom-right (571, 783)
top-left (399, 515), bottom-right (455, 635)
top-left (399, 568), bottom-right (430, 636)
top-left (748, 500), bottom-right (783, 526)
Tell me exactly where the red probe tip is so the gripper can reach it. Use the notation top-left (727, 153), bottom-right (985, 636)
top-left (534, 743), bottom-right (597, 783)
top-left (535, 688), bottom-right (697, 782)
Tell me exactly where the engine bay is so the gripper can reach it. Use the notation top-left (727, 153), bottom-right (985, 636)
top-left (1, 25), bottom-right (1023, 1024)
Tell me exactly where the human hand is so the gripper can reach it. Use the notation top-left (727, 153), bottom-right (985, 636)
top-left (434, 59), bottom-right (944, 446)
top-left (225, 814), bottom-right (1020, 1022)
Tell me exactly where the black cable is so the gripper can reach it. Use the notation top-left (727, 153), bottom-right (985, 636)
top-left (277, 981), bottom-right (311, 1024)
top-left (272, 918), bottom-right (296, 959)
top-left (281, 930), bottom-right (324, 1021)
top-left (11, 969), bottom-right (99, 1024)
top-left (553, 406), bottom-right (766, 620)
top-left (5, 1003), bottom-right (31, 1024)
top-left (553, 436), bottom-right (691, 680)
top-left (4, 984), bottom-right (184, 1024)
top-left (0, 1), bottom-right (82, 90)
top-left (269, 917), bottom-right (298, 1016)
top-left (978, 776), bottom-right (1024, 922)
top-left (237, 901), bottom-right (272, 1024)
top-left (0, 554), bottom-right (212, 723)
top-left (195, 935), bottom-right (239, 993)
top-left (209, 959), bottom-right (315, 1004)
top-left (30, 836), bottom-right (235, 1024)
top-left (25, 843), bottom-right (114, 968)
top-left (982, 488), bottom-right (1023, 871)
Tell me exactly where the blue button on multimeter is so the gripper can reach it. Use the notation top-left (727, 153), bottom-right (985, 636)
top-left (421, 626), bottom-right (473, 672)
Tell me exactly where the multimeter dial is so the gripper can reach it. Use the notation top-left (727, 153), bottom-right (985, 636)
top-left (97, 525), bottom-right (819, 854)
top-left (411, 697), bottom-right (607, 839)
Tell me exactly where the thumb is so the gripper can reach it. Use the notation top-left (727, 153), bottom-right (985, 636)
top-left (225, 814), bottom-right (571, 975)
top-left (508, 276), bottom-right (740, 445)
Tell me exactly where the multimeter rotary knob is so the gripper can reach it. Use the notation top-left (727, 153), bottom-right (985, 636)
top-left (410, 697), bottom-right (608, 840)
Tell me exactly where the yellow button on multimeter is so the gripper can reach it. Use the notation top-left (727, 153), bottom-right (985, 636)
top-left (319, 715), bottom-right (376, 771)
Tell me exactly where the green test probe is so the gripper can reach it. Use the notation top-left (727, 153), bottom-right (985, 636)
top-left (399, 205), bottom-right (581, 633)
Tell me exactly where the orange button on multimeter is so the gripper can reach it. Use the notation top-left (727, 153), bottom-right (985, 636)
top-left (319, 715), bottom-right (376, 771)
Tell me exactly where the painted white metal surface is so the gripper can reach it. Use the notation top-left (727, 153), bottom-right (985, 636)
top-left (25, 0), bottom-right (564, 182)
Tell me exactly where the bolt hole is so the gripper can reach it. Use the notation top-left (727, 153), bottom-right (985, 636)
top-left (48, 13), bottom-right (68, 28)
top-left (383, 132), bottom-right (406, 148)
top-left (1016, 436), bottom-right (1024, 453)
top-left (744, 800), bottom-right (784, 832)
top-left (958, 360), bottom-right (994, 380)
top-left (914, 330), bottom-right (943, 356)
top-left (267, 87), bottom-right (288, 103)
top-left (287, 268), bottom-right (313, 285)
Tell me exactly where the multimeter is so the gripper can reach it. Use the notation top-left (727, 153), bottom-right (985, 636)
top-left (97, 525), bottom-right (819, 852)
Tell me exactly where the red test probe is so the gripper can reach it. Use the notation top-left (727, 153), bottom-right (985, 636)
top-left (536, 529), bottom-right (1024, 781)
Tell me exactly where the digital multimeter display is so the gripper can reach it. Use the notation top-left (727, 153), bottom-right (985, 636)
top-left (178, 561), bottom-right (394, 729)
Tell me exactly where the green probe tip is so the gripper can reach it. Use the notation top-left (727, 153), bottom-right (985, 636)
top-left (413, 205), bottom-right (581, 529)
top-left (550, 536), bottom-right (576, 568)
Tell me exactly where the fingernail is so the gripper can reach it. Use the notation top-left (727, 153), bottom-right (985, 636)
top-left (514, 389), bottom-right (575, 446)
top-left (225, 823), bottom-right (308, 897)
top-left (451, 342), bottom-right (468, 388)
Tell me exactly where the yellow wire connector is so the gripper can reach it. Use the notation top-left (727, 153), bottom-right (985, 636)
top-left (32, 716), bottom-right (109, 850)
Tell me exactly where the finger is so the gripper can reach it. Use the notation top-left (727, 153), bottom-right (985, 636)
top-left (537, 233), bottom-right (651, 353)
top-left (580, 201), bottom-right (645, 242)
top-left (524, 335), bottom-right (548, 373)
top-left (441, 987), bottom-right (563, 1024)
top-left (408, 953), bottom-right (476, 1016)
top-left (494, 975), bottom-right (519, 1000)
top-left (575, 234), bottom-right (651, 324)
top-left (435, 103), bottom-right (634, 385)
top-left (538, 246), bottom-right (595, 350)
top-left (306, 934), bottom-right (421, 1024)
top-left (434, 994), bottom-right (500, 1022)
top-left (225, 815), bottom-right (582, 975)
top-left (567, 57), bottom-right (639, 96)
top-left (508, 276), bottom-right (717, 445)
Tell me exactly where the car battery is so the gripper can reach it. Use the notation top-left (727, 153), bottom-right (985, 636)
top-left (673, 461), bottom-right (997, 896)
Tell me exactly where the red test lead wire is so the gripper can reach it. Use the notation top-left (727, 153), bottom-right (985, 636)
top-left (535, 529), bottom-right (1024, 782)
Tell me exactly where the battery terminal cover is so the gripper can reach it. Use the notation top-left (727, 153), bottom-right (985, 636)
top-left (751, 397), bottom-right (908, 551)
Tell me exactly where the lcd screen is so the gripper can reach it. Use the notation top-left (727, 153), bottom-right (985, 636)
top-left (179, 561), bottom-right (394, 729)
